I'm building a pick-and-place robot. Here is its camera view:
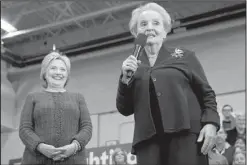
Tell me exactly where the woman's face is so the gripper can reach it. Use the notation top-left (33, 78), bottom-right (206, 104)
top-left (45, 59), bottom-right (68, 88)
top-left (233, 152), bottom-right (245, 165)
top-left (114, 151), bottom-right (125, 164)
top-left (236, 116), bottom-right (246, 134)
top-left (235, 139), bottom-right (246, 151)
top-left (136, 10), bottom-right (167, 45)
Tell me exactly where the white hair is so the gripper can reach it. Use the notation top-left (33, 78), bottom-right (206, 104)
top-left (129, 2), bottom-right (172, 37)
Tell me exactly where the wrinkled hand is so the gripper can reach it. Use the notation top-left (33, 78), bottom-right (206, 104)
top-left (52, 143), bottom-right (77, 161)
top-left (37, 143), bottom-right (65, 159)
top-left (197, 124), bottom-right (217, 155)
top-left (122, 55), bottom-right (141, 77)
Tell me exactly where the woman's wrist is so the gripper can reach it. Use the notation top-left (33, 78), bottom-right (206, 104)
top-left (71, 143), bottom-right (77, 155)
top-left (72, 140), bottom-right (81, 154)
top-left (37, 143), bottom-right (45, 152)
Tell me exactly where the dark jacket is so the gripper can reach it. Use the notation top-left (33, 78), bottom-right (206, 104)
top-left (222, 115), bottom-right (236, 131)
top-left (226, 128), bottom-right (246, 146)
top-left (223, 145), bottom-right (235, 165)
top-left (116, 44), bottom-right (220, 152)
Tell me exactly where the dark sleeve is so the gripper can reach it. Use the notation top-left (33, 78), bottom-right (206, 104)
top-left (71, 93), bottom-right (92, 151)
top-left (19, 93), bottom-right (44, 153)
top-left (189, 52), bottom-right (220, 131)
top-left (116, 74), bottom-right (134, 116)
top-left (226, 128), bottom-right (238, 146)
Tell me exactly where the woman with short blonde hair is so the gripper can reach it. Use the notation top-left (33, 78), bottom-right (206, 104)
top-left (19, 49), bottom-right (92, 164)
top-left (40, 51), bottom-right (71, 88)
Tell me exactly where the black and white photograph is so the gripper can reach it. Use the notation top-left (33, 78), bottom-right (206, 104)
top-left (1, 1), bottom-right (246, 165)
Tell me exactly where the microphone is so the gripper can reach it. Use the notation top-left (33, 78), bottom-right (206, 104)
top-left (127, 33), bottom-right (147, 77)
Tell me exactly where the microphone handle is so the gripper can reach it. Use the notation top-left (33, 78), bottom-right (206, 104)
top-left (126, 45), bottom-right (142, 78)
top-left (127, 70), bottom-right (134, 78)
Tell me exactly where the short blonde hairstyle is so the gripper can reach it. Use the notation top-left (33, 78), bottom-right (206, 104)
top-left (40, 51), bottom-right (71, 88)
top-left (129, 2), bottom-right (172, 37)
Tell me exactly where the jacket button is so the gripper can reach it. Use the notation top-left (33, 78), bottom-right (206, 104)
top-left (153, 78), bottom-right (156, 82)
top-left (156, 92), bottom-right (161, 97)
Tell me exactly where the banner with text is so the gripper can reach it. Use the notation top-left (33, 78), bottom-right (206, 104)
top-left (9, 143), bottom-right (136, 165)
top-left (86, 143), bottom-right (136, 165)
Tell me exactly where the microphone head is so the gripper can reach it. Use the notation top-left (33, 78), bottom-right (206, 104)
top-left (134, 33), bottom-right (147, 47)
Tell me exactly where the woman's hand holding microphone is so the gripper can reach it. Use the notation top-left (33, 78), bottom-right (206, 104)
top-left (121, 33), bottom-right (147, 84)
top-left (121, 55), bottom-right (140, 84)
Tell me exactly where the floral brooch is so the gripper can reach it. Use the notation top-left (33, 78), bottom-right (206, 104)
top-left (171, 48), bottom-right (184, 58)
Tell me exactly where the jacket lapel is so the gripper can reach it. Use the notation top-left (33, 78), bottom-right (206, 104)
top-left (138, 43), bottom-right (171, 67)
top-left (153, 44), bottom-right (171, 66)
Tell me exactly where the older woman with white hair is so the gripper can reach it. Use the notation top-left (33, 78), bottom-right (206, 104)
top-left (19, 50), bottom-right (92, 164)
top-left (116, 2), bottom-right (220, 165)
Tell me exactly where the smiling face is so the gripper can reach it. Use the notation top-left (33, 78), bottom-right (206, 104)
top-left (45, 59), bottom-right (68, 88)
top-left (136, 10), bottom-right (167, 46)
